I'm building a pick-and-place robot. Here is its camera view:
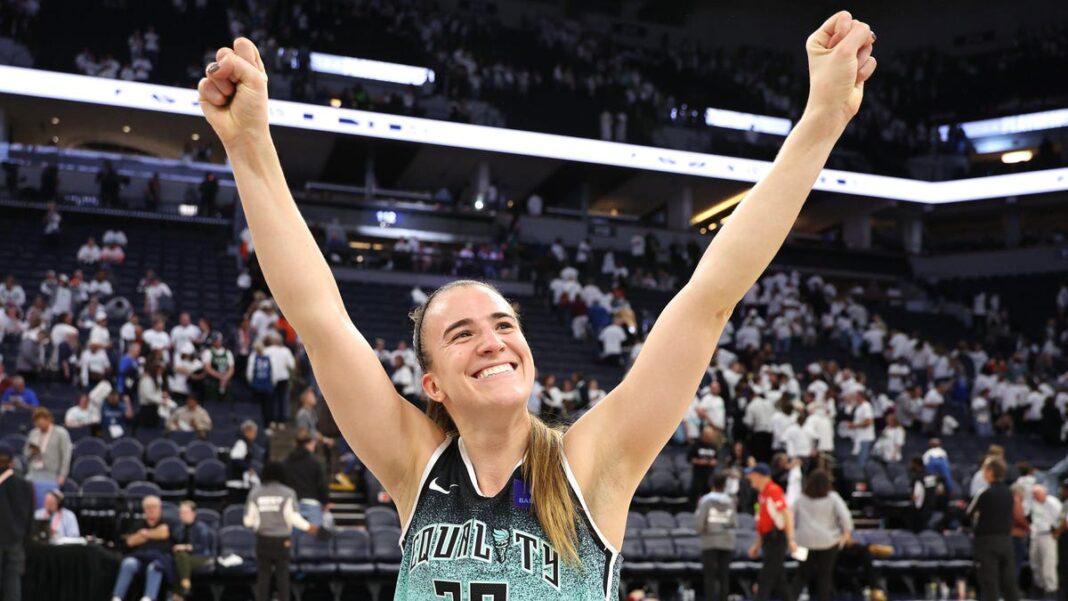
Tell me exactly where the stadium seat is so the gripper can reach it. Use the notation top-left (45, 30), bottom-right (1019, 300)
top-left (645, 509), bottom-right (677, 530)
top-left (111, 457), bottom-right (147, 487)
top-left (334, 528), bottom-right (375, 576)
top-left (196, 508), bottom-right (222, 531)
top-left (626, 511), bottom-right (648, 530)
top-left (73, 437), bottom-right (108, 462)
top-left (365, 506), bottom-right (400, 532)
top-left (192, 458), bottom-right (228, 503)
top-left (371, 527), bottom-right (402, 575)
top-left (674, 534), bottom-right (703, 570)
top-left (293, 529), bottom-right (336, 575)
top-left (124, 480), bottom-right (162, 501)
top-left (217, 526), bottom-right (257, 575)
top-left (183, 440), bottom-right (217, 466)
top-left (153, 456), bottom-right (191, 501)
top-left (145, 438), bottom-right (181, 466)
top-left (672, 511), bottom-right (697, 536)
top-left (108, 438), bottom-right (144, 463)
top-left (71, 455), bottom-right (109, 484)
top-left (222, 504), bottom-right (247, 528)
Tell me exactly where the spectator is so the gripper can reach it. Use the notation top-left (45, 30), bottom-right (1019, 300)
top-left (199, 172), bottom-right (219, 217)
top-left (142, 317), bottom-right (171, 359)
top-left (168, 342), bottom-right (204, 403)
top-left (166, 394), bottom-right (213, 438)
top-left (1031, 485), bottom-right (1062, 598)
top-left (24, 408), bottom-right (72, 493)
top-left (920, 380), bottom-right (948, 434)
top-left (873, 412), bottom-right (905, 463)
top-left (283, 428), bottom-right (331, 527)
top-left (1011, 483), bottom-right (1030, 579)
top-left (144, 172), bottom-right (161, 210)
top-left (110, 496), bottom-right (172, 601)
top-left (229, 420), bottom-right (264, 480)
top-left (792, 470), bottom-right (853, 601)
top-left (744, 394), bottom-right (775, 463)
top-left (79, 340), bottom-right (111, 388)
top-left (695, 472), bottom-right (736, 601)
top-left (244, 461), bottom-right (318, 601)
top-left (922, 439), bottom-right (957, 495)
top-left (143, 275), bottom-right (173, 316)
top-left (33, 490), bottom-right (79, 542)
top-left (0, 276), bottom-right (25, 309)
top-left (247, 342), bottom-right (275, 428)
top-left (86, 271), bottom-right (114, 298)
top-left (598, 316), bottom-right (627, 365)
top-left (846, 391), bottom-right (876, 467)
top-left (43, 203), bottom-right (62, 243)
top-left (249, 300), bottom-right (278, 343)
top-left (50, 274), bottom-right (74, 316)
top-left (1, 376), bottom-right (39, 411)
top-left (64, 393), bottom-right (98, 429)
top-left (171, 500), bottom-right (212, 599)
top-left (100, 390), bottom-right (135, 439)
top-left (745, 462), bottom-right (796, 601)
top-left (96, 160), bottom-right (122, 207)
top-left (115, 342), bottom-right (143, 402)
top-left (261, 333), bottom-right (294, 427)
top-left (137, 361), bottom-right (170, 429)
top-left (102, 229), bottom-right (127, 247)
top-left (0, 443), bottom-right (34, 601)
top-left (119, 313), bottom-right (141, 352)
top-left (76, 237), bottom-right (101, 265)
top-left (966, 457), bottom-right (1018, 601)
top-left (390, 354), bottom-right (417, 405)
top-left (15, 327), bottom-right (48, 379)
top-left (170, 312), bottom-right (200, 353)
top-left (201, 332), bottom-right (235, 403)
top-left (688, 425), bottom-right (721, 506)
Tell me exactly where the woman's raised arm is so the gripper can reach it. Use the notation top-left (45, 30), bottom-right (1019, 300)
top-left (198, 39), bottom-right (443, 516)
top-left (567, 11), bottom-right (877, 503)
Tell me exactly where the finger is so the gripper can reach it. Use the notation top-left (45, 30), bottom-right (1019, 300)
top-left (211, 50), bottom-right (267, 89)
top-left (812, 10), bottom-right (852, 48)
top-left (827, 14), bottom-right (854, 50)
top-left (857, 56), bottom-right (877, 84)
top-left (837, 19), bottom-right (873, 55)
top-left (233, 37), bottom-right (266, 74)
top-left (856, 42), bottom-right (873, 71)
top-left (197, 77), bottom-right (226, 107)
top-left (206, 58), bottom-right (236, 96)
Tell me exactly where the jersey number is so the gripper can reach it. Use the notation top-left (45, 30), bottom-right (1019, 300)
top-left (434, 580), bottom-right (508, 600)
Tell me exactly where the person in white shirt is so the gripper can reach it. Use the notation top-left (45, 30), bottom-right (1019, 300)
top-left (86, 271), bottom-right (114, 298)
top-left (847, 392), bottom-right (876, 467)
top-left (390, 355), bottom-right (417, 402)
top-left (1030, 485), bottom-right (1063, 596)
top-left (972, 388), bottom-right (994, 436)
top-left (76, 237), bottom-right (102, 264)
top-left (873, 412), bottom-right (905, 463)
top-left (744, 395), bottom-right (775, 462)
top-left (170, 312), bottom-right (200, 352)
top-left (585, 379), bottom-right (606, 410)
top-left (261, 333), bottom-right (295, 425)
top-left (64, 393), bottom-right (99, 429)
top-left (49, 313), bottom-right (79, 350)
top-left (598, 318), bottom-right (627, 366)
top-left (142, 318), bottom-right (172, 362)
top-left (119, 313), bottom-right (140, 353)
top-left (538, 375), bottom-right (564, 422)
top-left (0, 276), bottom-right (26, 309)
top-left (249, 301), bottom-right (279, 343)
top-left (169, 342), bottom-right (205, 401)
top-left (803, 400), bottom-right (835, 455)
top-left (781, 412), bottom-right (813, 461)
top-left (920, 380), bottom-right (948, 434)
top-left (88, 314), bottom-right (111, 349)
top-left (103, 229), bottom-right (128, 247)
top-left (692, 381), bottom-right (726, 432)
top-left (99, 244), bottom-right (125, 265)
top-left (143, 276), bottom-right (173, 315)
top-left (50, 275), bottom-right (74, 316)
top-left (769, 400), bottom-right (797, 452)
top-left (79, 341), bottom-right (111, 388)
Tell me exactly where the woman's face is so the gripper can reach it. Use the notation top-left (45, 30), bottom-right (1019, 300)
top-left (421, 285), bottom-right (534, 416)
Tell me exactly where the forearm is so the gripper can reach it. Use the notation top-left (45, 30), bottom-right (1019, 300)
top-left (226, 139), bottom-right (349, 338)
top-left (689, 111), bottom-right (847, 310)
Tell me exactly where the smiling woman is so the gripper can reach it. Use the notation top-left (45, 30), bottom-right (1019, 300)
top-left (198, 10), bottom-right (876, 600)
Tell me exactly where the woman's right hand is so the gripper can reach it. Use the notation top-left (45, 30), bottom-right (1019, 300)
top-left (198, 37), bottom-right (271, 152)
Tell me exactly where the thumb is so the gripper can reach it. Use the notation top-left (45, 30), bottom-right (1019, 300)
top-left (210, 49), bottom-right (267, 90)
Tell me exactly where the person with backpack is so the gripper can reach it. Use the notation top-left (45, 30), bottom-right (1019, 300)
top-left (247, 342), bottom-right (275, 428)
top-left (696, 472), bottom-right (737, 601)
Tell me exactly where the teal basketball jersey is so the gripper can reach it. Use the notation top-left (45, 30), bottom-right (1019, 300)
top-left (394, 437), bottom-right (622, 600)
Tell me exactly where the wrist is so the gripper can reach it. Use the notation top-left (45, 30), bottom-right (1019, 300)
top-left (797, 107), bottom-right (849, 139)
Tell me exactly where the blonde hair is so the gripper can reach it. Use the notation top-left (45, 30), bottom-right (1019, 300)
top-left (412, 280), bottom-right (581, 567)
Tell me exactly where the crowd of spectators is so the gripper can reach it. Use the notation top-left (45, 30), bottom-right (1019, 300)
top-left (2, 0), bottom-right (1066, 178)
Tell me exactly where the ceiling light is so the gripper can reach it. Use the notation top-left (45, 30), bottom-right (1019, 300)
top-left (690, 188), bottom-right (749, 226)
top-left (191, 133), bottom-right (200, 141)
top-left (1001, 150), bottom-right (1033, 164)
top-left (122, 125), bottom-right (131, 133)
top-left (329, 98), bottom-right (342, 108)
top-left (50, 117), bottom-right (59, 125)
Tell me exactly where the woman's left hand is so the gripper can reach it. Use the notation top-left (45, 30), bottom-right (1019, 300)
top-left (803, 11), bottom-right (877, 126)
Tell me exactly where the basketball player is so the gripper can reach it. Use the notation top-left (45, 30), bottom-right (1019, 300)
top-left (198, 11), bottom-right (876, 600)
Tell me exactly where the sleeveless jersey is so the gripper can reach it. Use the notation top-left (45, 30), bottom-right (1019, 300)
top-left (395, 437), bottom-right (622, 601)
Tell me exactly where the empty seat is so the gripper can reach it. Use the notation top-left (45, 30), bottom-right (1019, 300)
top-left (153, 457), bottom-right (191, 501)
top-left (365, 506), bottom-right (400, 532)
top-left (111, 457), bottom-right (147, 487)
top-left (217, 526), bottom-right (257, 575)
top-left (183, 440), bottom-right (217, 466)
top-left (626, 511), bottom-right (648, 531)
top-left (124, 480), bottom-right (163, 500)
top-left (74, 437), bottom-right (108, 461)
top-left (71, 455), bottom-right (109, 484)
top-left (193, 458), bottom-right (227, 502)
top-left (109, 438), bottom-right (144, 463)
top-left (334, 529), bottom-right (375, 576)
top-left (646, 510), bottom-right (677, 530)
top-left (145, 439), bottom-right (181, 467)
top-left (222, 504), bottom-right (247, 528)
top-left (196, 508), bottom-right (222, 531)
top-left (293, 530), bottom-right (336, 574)
top-left (371, 527), bottom-right (402, 574)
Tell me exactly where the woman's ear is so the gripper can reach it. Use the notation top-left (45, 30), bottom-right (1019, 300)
top-left (422, 371), bottom-right (445, 403)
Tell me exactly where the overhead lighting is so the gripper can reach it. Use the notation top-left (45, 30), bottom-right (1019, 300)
top-left (307, 51), bottom-right (435, 86)
top-left (329, 98), bottom-right (342, 108)
top-left (610, 208), bottom-right (619, 217)
top-left (699, 227), bottom-right (707, 235)
top-left (690, 188), bottom-right (749, 225)
top-left (191, 133), bottom-right (200, 141)
top-left (1001, 150), bottom-right (1034, 164)
top-left (474, 198), bottom-right (485, 211)
top-left (178, 204), bottom-right (199, 216)
top-left (51, 136), bottom-right (59, 143)
top-left (708, 223), bottom-right (718, 231)
top-left (122, 125), bottom-right (131, 133)
top-left (506, 200), bottom-right (514, 209)
top-left (50, 117), bottom-right (59, 125)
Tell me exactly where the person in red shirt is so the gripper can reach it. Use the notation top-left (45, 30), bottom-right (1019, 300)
top-left (746, 463), bottom-right (797, 601)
